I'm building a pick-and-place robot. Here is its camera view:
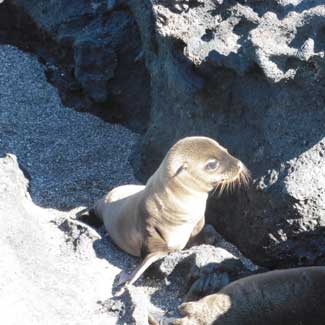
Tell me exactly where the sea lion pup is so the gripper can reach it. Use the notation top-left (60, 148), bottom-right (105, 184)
top-left (174, 266), bottom-right (325, 325)
top-left (93, 136), bottom-right (249, 288)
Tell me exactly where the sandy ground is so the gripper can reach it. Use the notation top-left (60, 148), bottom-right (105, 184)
top-left (0, 44), bottom-right (141, 324)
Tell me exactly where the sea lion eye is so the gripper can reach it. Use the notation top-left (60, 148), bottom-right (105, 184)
top-left (205, 159), bottom-right (219, 171)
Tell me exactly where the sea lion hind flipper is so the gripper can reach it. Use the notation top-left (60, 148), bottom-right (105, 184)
top-left (120, 251), bottom-right (167, 287)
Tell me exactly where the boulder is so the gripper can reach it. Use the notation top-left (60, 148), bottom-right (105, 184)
top-left (0, 154), bottom-right (119, 324)
top-left (152, 236), bottom-right (258, 301)
top-left (128, 0), bottom-right (325, 267)
top-left (10, 0), bottom-right (151, 132)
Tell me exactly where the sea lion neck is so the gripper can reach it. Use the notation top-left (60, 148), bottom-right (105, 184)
top-left (146, 160), bottom-right (210, 198)
top-left (144, 163), bottom-right (209, 225)
top-left (171, 172), bottom-right (212, 196)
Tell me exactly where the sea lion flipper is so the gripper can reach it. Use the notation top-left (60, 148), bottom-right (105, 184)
top-left (121, 251), bottom-right (167, 286)
top-left (116, 270), bottom-right (132, 286)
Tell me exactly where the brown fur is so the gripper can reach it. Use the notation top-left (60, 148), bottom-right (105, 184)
top-left (174, 266), bottom-right (325, 325)
top-left (93, 136), bottom-right (249, 287)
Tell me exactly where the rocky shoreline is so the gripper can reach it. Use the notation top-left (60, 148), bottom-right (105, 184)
top-left (1, 1), bottom-right (325, 323)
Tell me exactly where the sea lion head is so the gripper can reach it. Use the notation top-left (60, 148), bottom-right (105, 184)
top-left (164, 136), bottom-right (250, 193)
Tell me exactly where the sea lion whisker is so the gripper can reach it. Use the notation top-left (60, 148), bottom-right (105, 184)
top-left (237, 168), bottom-right (250, 189)
top-left (244, 171), bottom-right (251, 187)
top-left (229, 181), bottom-right (234, 193)
top-left (217, 182), bottom-right (227, 197)
top-left (225, 182), bottom-right (230, 194)
top-left (210, 186), bottom-right (218, 197)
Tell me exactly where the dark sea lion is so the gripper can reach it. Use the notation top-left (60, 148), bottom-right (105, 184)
top-left (174, 266), bottom-right (325, 325)
top-left (93, 136), bottom-right (249, 289)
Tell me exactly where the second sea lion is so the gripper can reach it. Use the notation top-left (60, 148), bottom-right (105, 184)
top-left (174, 266), bottom-right (325, 325)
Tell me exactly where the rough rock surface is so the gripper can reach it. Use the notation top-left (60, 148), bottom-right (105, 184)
top-left (129, 0), bottom-right (325, 268)
top-left (0, 154), bottom-right (119, 324)
top-left (3, 0), bottom-right (325, 320)
top-left (155, 229), bottom-right (257, 279)
top-left (9, 0), bottom-right (151, 133)
top-left (0, 44), bottom-right (257, 324)
top-left (0, 44), bottom-right (139, 210)
top-left (154, 244), bottom-right (257, 301)
top-left (0, 44), bottom-right (139, 324)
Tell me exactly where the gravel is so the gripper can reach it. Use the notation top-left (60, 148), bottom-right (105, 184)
top-left (0, 44), bottom-right (139, 211)
top-left (0, 44), bottom-right (141, 324)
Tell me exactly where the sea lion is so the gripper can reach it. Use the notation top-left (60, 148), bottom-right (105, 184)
top-left (174, 266), bottom-right (325, 325)
top-left (93, 136), bottom-right (249, 288)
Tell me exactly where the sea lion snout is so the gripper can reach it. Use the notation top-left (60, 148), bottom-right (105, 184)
top-left (208, 152), bottom-right (250, 195)
top-left (223, 157), bottom-right (244, 180)
top-left (228, 160), bottom-right (250, 185)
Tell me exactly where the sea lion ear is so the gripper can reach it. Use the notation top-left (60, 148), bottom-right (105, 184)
top-left (173, 162), bottom-right (188, 177)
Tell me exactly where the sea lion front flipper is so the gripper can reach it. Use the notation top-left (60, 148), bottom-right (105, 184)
top-left (119, 251), bottom-right (167, 286)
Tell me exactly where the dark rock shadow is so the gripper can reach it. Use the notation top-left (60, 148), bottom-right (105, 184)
top-left (265, 226), bottom-right (325, 268)
top-left (132, 0), bottom-right (325, 269)
top-left (0, 1), bottom-right (151, 133)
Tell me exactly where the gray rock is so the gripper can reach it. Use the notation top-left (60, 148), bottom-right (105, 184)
top-left (73, 38), bottom-right (117, 103)
top-left (152, 243), bottom-right (257, 302)
top-left (126, 285), bottom-right (165, 325)
top-left (184, 245), bottom-right (246, 276)
top-left (11, 0), bottom-right (151, 132)
top-left (129, 0), bottom-right (325, 267)
top-left (0, 44), bottom-right (139, 210)
top-left (150, 224), bottom-right (222, 279)
top-left (0, 154), bottom-right (118, 324)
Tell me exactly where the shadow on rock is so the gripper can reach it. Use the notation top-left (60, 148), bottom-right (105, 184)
top-left (129, 0), bottom-right (325, 270)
